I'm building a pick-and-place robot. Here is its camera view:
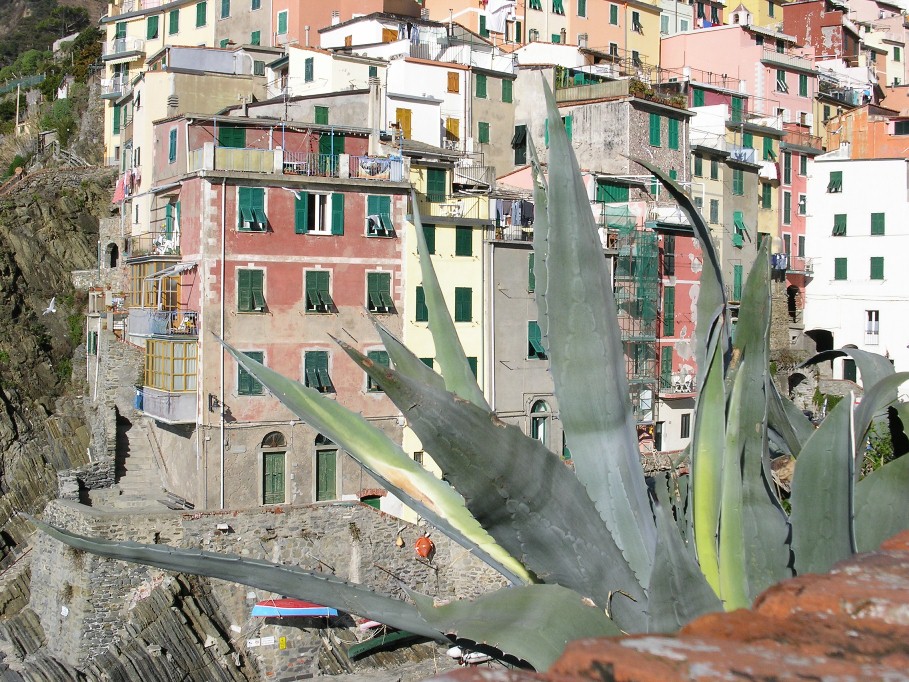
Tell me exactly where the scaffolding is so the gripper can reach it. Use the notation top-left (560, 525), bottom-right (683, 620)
top-left (603, 204), bottom-right (659, 427)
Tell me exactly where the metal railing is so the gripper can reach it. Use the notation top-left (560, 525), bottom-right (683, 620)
top-left (783, 129), bottom-right (823, 150)
top-left (128, 231), bottom-right (180, 258)
top-left (103, 37), bottom-right (145, 58)
top-left (417, 194), bottom-right (487, 220)
top-left (100, 75), bottom-right (130, 98)
top-left (454, 163), bottom-right (494, 187)
top-left (761, 48), bottom-right (814, 72)
top-left (489, 224), bottom-right (532, 242)
top-left (282, 151), bottom-right (340, 177)
top-left (349, 155), bottom-right (404, 182)
top-left (659, 375), bottom-right (698, 395)
top-left (129, 309), bottom-right (198, 337)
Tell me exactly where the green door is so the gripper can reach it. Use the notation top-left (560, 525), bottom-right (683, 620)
top-left (318, 133), bottom-right (344, 174)
top-left (263, 451), bottom-right (285, 504)
top-left (316, 449), bottom-right (337, 501)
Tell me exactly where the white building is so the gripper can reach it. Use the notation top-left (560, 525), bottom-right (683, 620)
top-left (804, 150), bottom-right (909, 380)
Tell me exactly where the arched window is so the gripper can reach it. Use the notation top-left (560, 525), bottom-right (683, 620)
top-left (106, 243), bottom-right (119, 268)
top-left (530, 400), bottom-right (550, 448)
top-left (315, 434), bottom-right (337, 502)
top-left (261, 432), bottom-right (286, 505)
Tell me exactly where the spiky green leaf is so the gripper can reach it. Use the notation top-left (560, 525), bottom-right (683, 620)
top-left (855, 449), bottom-right (909, 552)
top-left (406, 584), bottom-right (620, 671)
top-left (339, 338), bottom-right (647, 631)
top-left (221, 341), bottom-right (532, 585)
top-left (371, 318), bottom-right (445, 392)
top-left (536, 78), bottom-right (655, 589)
top-left (766, 377), bottom-right (815, 456)
top-left (527, 133), bottom-right (551, 341)
top-left (801, 349), bottom-right (895, 394)
top-left (409, 190), bottom-right (488, 409)
top-left (30, 517), bottom-right (444, 641)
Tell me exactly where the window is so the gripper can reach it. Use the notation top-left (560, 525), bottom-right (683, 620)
top-left (680, 413), bottom-right (691, 439)
top-left (552, 33), bottom-right (561, 44)
top-left (277, 10), bottom-right (288, 34)
top-left (733, 211), bottom-right (748, 247)
top-left (147, 15), bottom-right (159, 39)
top-left (668, 118), bottom-right (679, 150)
top-left (632, 10), bottom-right (643, 32)
top-left (296, 193), bottom-right (344, 235)
top-left (479, 15), bottom-right (488, 37)
top-left (661, 14), bottom-right (669, 34)
top-left (115, 21), bottom-right (126, 39)
top-left (368, 65), bottom-right (377, 78)
top-left (304, 57), bottom-right (313, 82)
top-left (709, 199), bottom-right (719, 223)
top-left (145, 339), bottom-right (197, 391)
top-left (529, 0), bottom-right (542, 8)
top-left (528, 321), bottom-right (546, 358)
top-left (775, 69), bottom-right (787, 92)
top-left (895, 120), bottom-right (909, 135)
top-left (218, 126), bottom-right (246, 148)
top-left (314, 105), bottom-right (329, 124)
top-left (866, 310), bottom-right (880, 345)
top-left (732, 264), bottom-right (743, 300)
top-left (663, 286), bottom-right (675, 335)
top-left (693, 154), bottom-right (703, 176)
top-left (834, 257), bottom-right (847, 280)
top-left (304, 351), bottom-right (333, 392)
top-left (609, 42), bottom-right (618, 57)
top-left (478, 121), bottom-right (490, 144)
top-left (797, 235), bottom-right (805, 257)
top-left (447, 71), bottom-right (459, 93)
top-left (262, 444), bottom-right (285, 504)
top-left (454, 287), bottom-right (472, 322)
top-left (315, 437), bottom-right (337, 500)
top-left (168, 128), bottom-right (177, 163)
top-left (692, 88), bottom-right (705, 107)
top-left (763, 136), bottom-right (775, 161)
top-left (632, 50), bottom-right (641, 66)
top-left (553, 0), bottom-right (565, 14)
top-left (423, 224), bottom-right (436, 254)
top-left (710, 158), bottom-right (718, 179)
top-left (760, 183), bottom-right (771, 209)
top-left (220, 0), bottom-right (230, 17)
top-left (799, 74), bottom-right (808, 97)
top-left (305, 270), bottom-right (333, 312)
top-left (680, 19), bottom-right (689, 30)
top-left (782, 151), bottom-right (791, 184)
top-left (871, 212), bottom-right (885, 235)
top-left (843, 358), bottom-right (857, 383)
top-left (455, 226), bottom-right (473, 256)
top-left (528, 252), bottom-right (536, 292)
top-left (596, 180), bottom-right (629, 202)
top-left (742, 132), bottom-right (753, 149)
top-left (251, 32), bottom-right (261, 46)
top-left (530, 400), bottom-right (550, 446)
top-left (366, 196), bottom-right (393, 236)
top-left (502, 79), bottom-right (513, 103)
top-left (237, 269), bottom-right (265, 312)
top-left (445, 117), bottom-right (459, 142)
top-left (895, 46), bottom-right (902, 62)
top-left (649, 113), bottom-right (661, 147)
top-left (366, 351), bottom-right (389, 391)
top-left (475, 73), bottom-right (487, 98)
top-left (832, 213), bottom-right (847, 236)
top-left (578, 0), bottom-right (587, 17)
top-left (730, 96), bottom-right (743, 123)
top-left (251, 0), bottom-right (260, 8)
top-left (732, 168), bottom-right (744, 195)
top-left (238, 350), bottom-right (264, 395)
top-left (196, 1), bottom-right (206, 26)
top-left (768, 1), bottom-right (775, 17)
top-left (783, 191), bottom-right (791, 224)
top-left (415, 286), bottom-right (428, 322)
top-left (798, 194), bottom-right (806, 215)
top-left (799, 155), bottom-right (808, 176)
top-left (610, 4), bottom-right (618, 24)
top-left (87, 331), bottom-right (98, 356)
top-left (870, 256), bottom-right (884, 280)
top-left (827, 170), bottom-right (842, 192)
top-left (238, 187), bottom-right (266, 231)
top-left (169, 9), bottom-right (179, 34)
top-left (367, 272), bottom-right (394, 312)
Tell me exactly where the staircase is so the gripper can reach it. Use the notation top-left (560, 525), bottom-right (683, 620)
top-left (89, 416), bottom-right (166, 512)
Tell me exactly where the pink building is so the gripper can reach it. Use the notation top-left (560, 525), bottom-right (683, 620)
top-left (272, 0), bottom-right (422, 47)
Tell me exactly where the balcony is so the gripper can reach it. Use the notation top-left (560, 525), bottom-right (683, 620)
top-left (761, 49), bottom-right (815, 73)
top-left (115, 0), bottom-right (165, 12)
top-left (100, 75), bottom-right (131, 100)
top-left (128, 309), bottom-right (198, 337)
top-left (348, 155), bottom-right (404, 182)
top-left (787, 255), bottom-right (814, 276)
top-left (188, 145), bottom-right (281, 175)
top-left (659, 374), bottom-right (698, 396)
top-left (454, 163), bottom-right (495, 188)
top-left (128, 231), bottom-right (179, 258)
top-left (102, 37), bottom-right (145, 63)
top-left (728, 145), bottom-right (758, 164)
top-left (489, 224), bottom-right (533, 242)
top-left (783, 129), bottom-right (823, 150)
top-left (137, 387), bottom-right (196, 424)
top-left (417, 194), bottom-right (487, 221)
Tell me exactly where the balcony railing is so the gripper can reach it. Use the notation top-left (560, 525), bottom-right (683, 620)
top-left (128, 309), bottom-right (198, 337)
top-left (454, 163), bottom-right (495, 187)
top-left (787, 255), bottom-right (814, 275)
top-left (137, 387), bottom-right (196, 424)
top-left (659, 374), bottom-right (698, 395)
top-left (128, 231), bottom-right (179, 258)
top-left (100, 75), bottom-right (130, 99)
top-left (417, 194), bottom-right (487, 220)
top-left (783, 129), bottom-right (823, 150)
top-left (348, 155), bottom-right (404, 182)
top-left (761, 49), bottom-right (814, 73)
top-left (489, 224), bottom-right (533, 242)
top-left (103, 37), bottom-right (145, 60)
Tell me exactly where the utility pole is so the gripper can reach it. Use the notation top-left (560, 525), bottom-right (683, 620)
top-left (14, 84), bottom-right (20, 137)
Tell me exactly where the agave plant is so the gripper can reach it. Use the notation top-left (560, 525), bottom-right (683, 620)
top-left (33, 81), bottom-right (909, 671)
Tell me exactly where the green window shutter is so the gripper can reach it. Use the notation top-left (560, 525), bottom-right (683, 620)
top-left (668, 118), bottom-right (679, 150)
top-left (476, 74), bottom-right (487, 98)
top-left (871, 212), bottom-right (885, 235)
top-left (221, 0), bottom-right (230, 17)
top-left (502, 79), bottom-right (513, 103)
top-left (730, 96), bottom-right (743, 123)
top-left (828, 170), bottom-right (843, 192)
top-left (238, 351), bottom-right (263, 395)
top-left (367, 272), bottom-right (392, 311)
top-left (251, 31), bottom-right (260, 45)
top-left (743, 132), bottom-right (753, 148)
top-left (799, 73), bottom-right (808, 96)
top-left (761, 183), bottom-right (772, 209)
top-left (304, 57), bottom-right (313, 82)
top-left (664, 234), bottom-right (675, 276)
top-left (832, 213), bottom-right (847, 236)
top-left (528, 321), bottom-right (545, 358)
top-left (169, 9), bottom-right (179, 34)
top-left (798, 235), bottom-right (805, 257)
top-left (843, 359), bottom-right (857, 383)
top-left (649, 113), bottom-right (661, 146)
top-left (870, 256), bottom-right (884, 280)
top-left (564, 115), bottom-right (572, 140)
top-left (415, 286), bottom-right (428, 322)
top-left (732, 264), bottom-right (743, 301)
top-left (467, 357), bottom-right (478, 377)
top-left (237, 268), bottom-right (251, 311)
top-left (196, 1), bottom-right (206, 26)
top-left (610, 4), bottom-right (618, 23)
top-left (305, 351), bottom-right (331, 392)
top-left (454, 287), bottom-right (472, 322)
top-left (709, 199), bottom-right (719, 223)
top-left (763, 136), bottom-right (775, 160)
top-left (663, 286), bottom-right (675, 336)
top-left (146, 16), bottom-right (159, 39)
top-left (314, 106), bottom-right (329, 124)
top-left (834, 257), bottom-right (847, 280)
top-left (478, 121), bottom-right (490, 143)
top-left (426, 169), bottom-right (446, 202)
top-left (263, 451), bottom-right (285, 504)
top-left (278, 10), bottom-right (288, 33)
top-left (528, 252), bottom-right (535, 292)
top-left (164, 203), bottom-right (174, 239)
top-left (116, 21), bottom-right (127, 39)
top-left (660, 348), bottom-right (672, 390)
top-left (220, 39), bottom-right (229, 48)
top-left (694, 154), bottom-right (703, 176)
top-left (479, 14), bottom-right (488, 37)
top-left (733, 169), bottom-right (744, 195)
top-left (168, 128), bottom-right (177, 163)
top-left (295, 193), bottom-right (309, 234)
top-left (455, 226), bottom-right (472, 256)
top-left (113, 105), bottom-right (121, 134)
top-left (783, 151), bottom-right (792, 184)
top-left (331, 194), bottom-right (344, 235)
top-left (252, 0), bottom-right (261, 9)
top-left (693, 88), bottom-right (705, 106)
top-left (315, 449), bottom-right (336, 500)
top-left (596, 180), bottom-right (629, 203)
top-left (367, 351), bottom-right (389, 391)
top-left (578, 0), bottom-right (587, 15)
top-left (423, 224), bottom-right (436, 254)
top-left (783, 192), bottom-right (791, 223)
top-left (368, 65), bottom-right (377, 78)
top-left (669, 169), bottom-right (677, 180)
top-left (306, 270), bottom-right (332, 310)
top-left (710, 158), bottom-right (718, 179)
top-left (218, 126), bottom-right (246, 148)
top-left (366, 195), bottom-right (392, 234)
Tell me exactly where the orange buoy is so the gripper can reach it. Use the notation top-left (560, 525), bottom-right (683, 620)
top-left (415, 535), bottom-right (435, 559)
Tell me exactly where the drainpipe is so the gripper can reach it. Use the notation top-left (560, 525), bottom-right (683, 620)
top-left (487, 232), bottom-right (495, 409)
top-left (220, 176), bottom-right (226, 509)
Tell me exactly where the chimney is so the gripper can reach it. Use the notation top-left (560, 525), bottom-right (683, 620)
top-left (560, 28), bottom-right (567, 43)
top-left (578, 32), bottom-right (588, 48)
top-left (421, 8), bottom-right (430, 20)
top-left (368, 77), bottom-right (382, 155)
top-left (331, 11), bottom-right (340, 25)
top-left (305, 25), bottom-right (310, 47)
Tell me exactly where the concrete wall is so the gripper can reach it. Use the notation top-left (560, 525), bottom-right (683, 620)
top-left (214, 0), bottom-right (273, 47)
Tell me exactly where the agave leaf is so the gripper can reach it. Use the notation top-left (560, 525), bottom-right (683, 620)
top-left (30, 517), bottom-right (444, 641)
top-left (409, 189), bottom-right (488, 410)
top-left (800, 348), bottom-right (895, 396)
top-left (537, 77), bottom-right (655, 588)
top-left (527, 135), bottom-right (551, 341)
top-left (221, 341), bottom-right (532, 585)
top-left (646, 499), bottom-right (722, 633)
top-left (370, 318), bottom-right (445, 392)
top-left (406, 584), bottom-right (620, 671)
top-left (854, 449), bottom-right (909, 552)
top-left (852, 372), bottom-right (909, 477)
top-left (766, 377), bottom-right (814, 456)
top-left (339, 338), bottom-right (647, 632)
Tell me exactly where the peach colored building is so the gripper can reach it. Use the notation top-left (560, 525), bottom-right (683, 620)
top-left (272, 0), bottom-right (422, 47)
top-left (825, 104), bottom-right (909, 159)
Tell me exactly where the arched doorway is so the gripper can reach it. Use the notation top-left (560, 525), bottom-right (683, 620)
top-left (260, 431), bottom-right (286, 505)
top-left (786, 285), bottom-right (799, 322)
top-left (530, 400), bottom-right (551, 448)
top-left (106, 242), bottom-right (119, 268)
top-left (804, 329), bottom-right (834, 354)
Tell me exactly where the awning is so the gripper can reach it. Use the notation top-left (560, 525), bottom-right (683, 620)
top-left (151, 181), bottom-right (182, 195)
top-left (144, 261), bottom-right (197, 280)
top-left (251, 599), bottom-right (338, 618)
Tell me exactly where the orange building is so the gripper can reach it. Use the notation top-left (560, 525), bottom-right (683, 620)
top-left (272, 0), bottom-right (422, 47)
top-left (826, 103), bottom-right (909, 159)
